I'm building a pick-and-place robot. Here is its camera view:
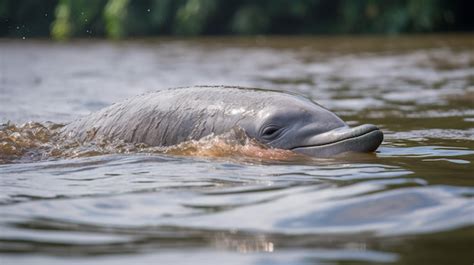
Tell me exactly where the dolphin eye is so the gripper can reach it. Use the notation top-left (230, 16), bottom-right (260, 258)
top-left (261, 126), bottom-right (281, 139)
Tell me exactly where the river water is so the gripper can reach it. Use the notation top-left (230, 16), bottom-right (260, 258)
top-left (0, 35), bottom-right (473, 265)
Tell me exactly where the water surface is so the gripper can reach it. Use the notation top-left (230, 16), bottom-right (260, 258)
top-left (0, 35), bottom-right (473, 265)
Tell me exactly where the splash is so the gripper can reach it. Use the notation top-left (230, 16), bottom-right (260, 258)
top-left (0, 122), bottom-right (299, 164)
top-left (0, 122), bottom-right (64, 163)
top-left (163, 128), bottom-right (298, 161)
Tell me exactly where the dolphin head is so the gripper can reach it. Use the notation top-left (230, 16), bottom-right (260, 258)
top-left (240, 93), bottom-right (383, 157)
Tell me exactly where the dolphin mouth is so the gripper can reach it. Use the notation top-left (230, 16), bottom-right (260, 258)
top-left (291, 124), bottom-right (383, 157)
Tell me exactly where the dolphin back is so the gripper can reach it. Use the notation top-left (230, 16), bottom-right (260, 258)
top-left (61, 86), bottom-right (272, 146)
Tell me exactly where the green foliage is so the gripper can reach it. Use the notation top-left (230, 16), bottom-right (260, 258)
top-left (47, 0), bottom-right (107, 40)
top-left (231, 5), bottom-right (270, 34)
top-left (0, 0), bottom-right (58, 38)
top-left (173, 0), bottom-right (217, 35)
top-left (337, 0), bottom-right (446, 34)
top-left (0, 0), bottom-right (472, 39)
top-left (104, 0), bottom-right (129, 39)
top-left (51, 0), bottom-right (72, 40)
top-left (408, 0), bottom-right (443, 31)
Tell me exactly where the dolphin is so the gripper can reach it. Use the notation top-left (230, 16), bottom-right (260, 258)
top-left (61, 86), bottom-right (383, 157)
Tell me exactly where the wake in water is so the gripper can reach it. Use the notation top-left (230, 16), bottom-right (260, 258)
top-left (0, 122), bottom-right (299, 164)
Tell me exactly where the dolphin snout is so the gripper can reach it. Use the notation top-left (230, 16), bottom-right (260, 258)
top-left (291, 124), bottom-right (383, 157)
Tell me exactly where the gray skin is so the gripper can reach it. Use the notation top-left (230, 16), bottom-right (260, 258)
top-left (61, 86), bottom-right (383, 157)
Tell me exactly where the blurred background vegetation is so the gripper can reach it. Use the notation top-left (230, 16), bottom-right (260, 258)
top-left (1, 0), bottom-right (473, 40)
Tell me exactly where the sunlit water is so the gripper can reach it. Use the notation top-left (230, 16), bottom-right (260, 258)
top-left (1, 35), bottom-right (473, 265)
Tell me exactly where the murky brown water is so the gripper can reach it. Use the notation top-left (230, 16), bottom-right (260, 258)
top-left (1, 35), bottom-right (473, 265)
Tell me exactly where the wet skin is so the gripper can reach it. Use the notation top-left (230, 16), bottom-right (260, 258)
top-left (61, 86), bottom-right (383, 157)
